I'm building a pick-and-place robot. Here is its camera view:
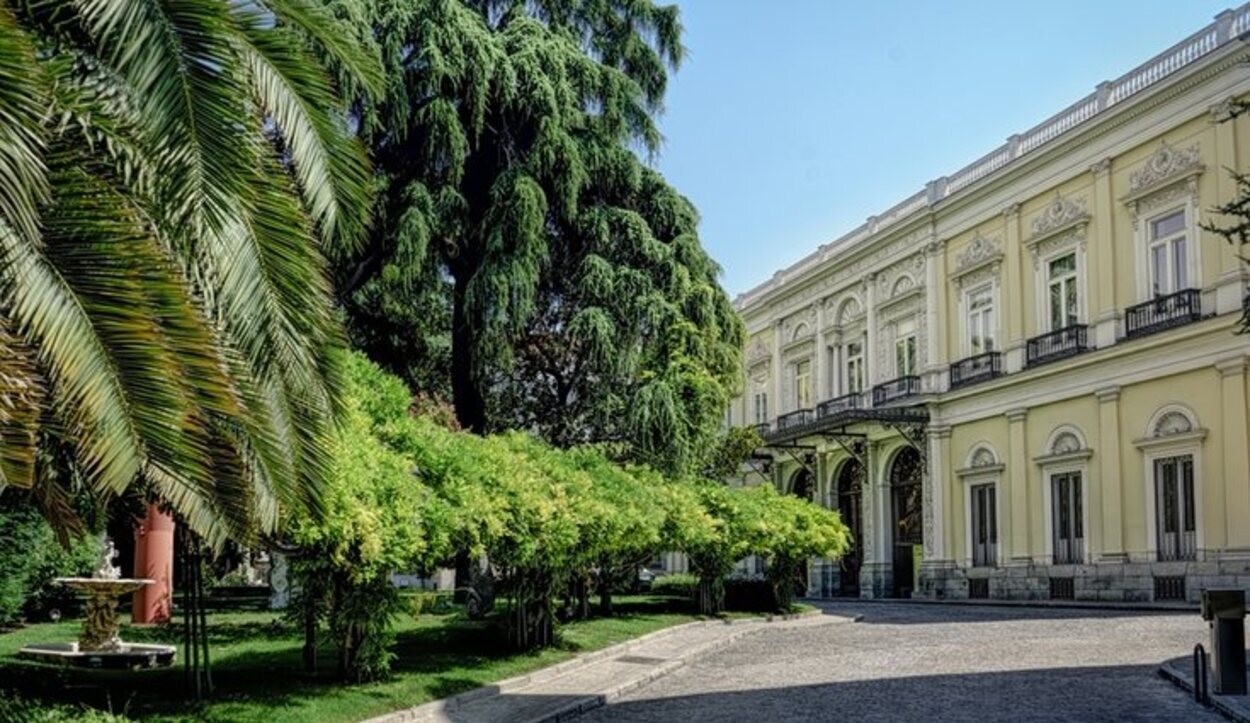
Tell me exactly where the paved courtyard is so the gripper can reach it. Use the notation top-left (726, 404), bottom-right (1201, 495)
top-left (578, 602), bottom-right (1220, 722)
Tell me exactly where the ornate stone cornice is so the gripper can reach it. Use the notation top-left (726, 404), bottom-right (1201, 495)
top-left (1090, 158), bottom-right (1111, 177)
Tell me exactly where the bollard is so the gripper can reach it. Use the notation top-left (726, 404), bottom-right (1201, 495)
top-left (1194, 643), bottom-right (1209, 704)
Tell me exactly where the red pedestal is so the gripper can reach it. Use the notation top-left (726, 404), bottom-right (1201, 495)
top-left (132, 505), bottom-right (175, 624)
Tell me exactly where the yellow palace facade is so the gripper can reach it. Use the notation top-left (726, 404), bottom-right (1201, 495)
top-left (729, 7), bottom-right (1250, 602)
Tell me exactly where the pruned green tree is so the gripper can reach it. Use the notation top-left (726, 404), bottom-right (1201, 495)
top-left (1203, 99), bottom-right (1250, 334)
top-left (0, 0), bottom-right (377, 545)
top-left (337, 0), bottom-right (742, 474)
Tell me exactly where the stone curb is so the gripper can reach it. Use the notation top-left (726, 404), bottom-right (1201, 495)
top-left (811, 597), bottom-right (1196, 614)
top-left (1157, 660), bottom-right (1250, 723)
top-left (364, 608), bottom-right (838, 723)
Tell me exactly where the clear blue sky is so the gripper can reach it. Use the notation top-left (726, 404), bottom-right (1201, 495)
top-left (654, 1), bottom-right (1234, 297)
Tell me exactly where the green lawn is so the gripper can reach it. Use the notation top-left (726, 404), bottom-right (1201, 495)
top-left (0, 596), bottom-right (725, 722)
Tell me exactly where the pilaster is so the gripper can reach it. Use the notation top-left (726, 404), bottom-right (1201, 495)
top-left (1006, 407), bottom-right (1030, 562)
top-left (1095, 385), bottom-right (1125, 561)
top-left (923, 239), bottom-right (948, 390)
top-left (1002, 204), bottom-right (1026, 373)
top-left (771, 319), bottom-right (783, 416)
top-left (813, 302), bottom-right (827, 403)
top-left (864, 272), bottom-right (879, 387)
top-left (1211, 99), bottom-right (1248, 315)
top-left (1217, 355), bottom-right (1250, 549)
top-left (1090, 158), bottom-right (1119, 348)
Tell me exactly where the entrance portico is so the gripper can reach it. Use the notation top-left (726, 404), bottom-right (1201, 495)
top-left (755, 401), bottom-right (932, 599)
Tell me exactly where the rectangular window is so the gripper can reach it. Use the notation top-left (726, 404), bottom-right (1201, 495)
top-left (1051, 472), bottom-right (1084, 564)
top-left (844, 341), bottom-right (864, 394)
top-left (895, 335), bottom-right (917, 377)
top-left (1149, 209), bottom-right (1189, 296)
top-left (970, 483), bottom-right (997, 567)
top-left (1155, 455), bottom-right (1196, 561)
top-left (966, 285), bottom-right (996, 355)
top-left (753, 392), bottom-right (768, 425)
top-left (794, 359), bottom-right (813, 410)
top-left (1047, 253), bottom-right (1079, 330)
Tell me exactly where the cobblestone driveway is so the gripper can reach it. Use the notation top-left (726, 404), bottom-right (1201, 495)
top-left (579, 602), bottom-right (1220, 722)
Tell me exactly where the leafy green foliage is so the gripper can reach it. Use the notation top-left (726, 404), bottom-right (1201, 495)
top-left (337, 0), bottom-right (743, 476)
top-left (650, 573), bottom-right (697, 599)
top-left (0, 492), bottom-right (95, 625)
top-left (0, 0), bottom-right (375, 547)
top-left (669, 482), bottom-right (851, 614)
top-left (286, 352), bottom-right (452, 680)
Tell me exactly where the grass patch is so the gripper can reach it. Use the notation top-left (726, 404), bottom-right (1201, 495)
top-left (0, 595), bottom-right (724, 722)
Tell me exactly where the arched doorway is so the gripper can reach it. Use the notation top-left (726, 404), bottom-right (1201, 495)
top-left (834, 459), bottom-right (865, 597)
top-left (889, 446), bottom-right (923, 598)
top-left (789, 468), bottom-right (815, 501)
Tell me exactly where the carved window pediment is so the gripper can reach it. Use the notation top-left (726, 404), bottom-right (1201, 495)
top-left (1026, 194), bottom-right (1089, 268)
top-left (950, 233), bottom-right (1003, 287)
top-left (1125, 142), bottom-right (1203, 201)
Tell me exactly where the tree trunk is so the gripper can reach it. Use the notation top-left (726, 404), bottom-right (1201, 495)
top-left (451, 273), bottom-right (486, 434)
top-left (696, 575), bottom-right (724, 616)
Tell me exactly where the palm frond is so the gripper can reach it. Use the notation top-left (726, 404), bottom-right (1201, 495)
top-left (0, 5), bottom-right (49, 247)
top-left (237, 17), bottom-right (372, 251)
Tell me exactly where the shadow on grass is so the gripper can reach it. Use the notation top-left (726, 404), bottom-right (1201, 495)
top-left (0, 596), bottom-right (702, 721)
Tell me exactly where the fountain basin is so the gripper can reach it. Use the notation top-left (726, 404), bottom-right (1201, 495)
top-left (18, 642), bottom-right (176, 669)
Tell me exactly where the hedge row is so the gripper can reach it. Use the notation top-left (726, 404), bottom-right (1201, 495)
top-left (286, 353), bottom-right (852, 680)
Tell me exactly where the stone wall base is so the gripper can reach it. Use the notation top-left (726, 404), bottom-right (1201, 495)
top-left (913, 557), bottom-right (1250, 604)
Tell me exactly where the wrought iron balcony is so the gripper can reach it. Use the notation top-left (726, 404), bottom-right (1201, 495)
top-left (872, 376), bottom-right (921, 406)
top-left (817, 392), bottom-right (863, 418)
top-left (949, 351), bottom-right (1003, 389)
top-left (1124, 288), bottom-right (1201, 339)
top-left (1026, 325), bottom-right (1089, 367)
top-left (776, 408), bottom-right (815, 431)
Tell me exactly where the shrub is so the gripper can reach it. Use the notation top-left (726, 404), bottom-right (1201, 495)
top-left (0, 493), bottom-right (96, 625)
top-left (650, 573), bottom-right (697, 599)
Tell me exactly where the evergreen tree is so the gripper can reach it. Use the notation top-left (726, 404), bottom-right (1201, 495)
top-left (338, 0), bottom-right (743, 473)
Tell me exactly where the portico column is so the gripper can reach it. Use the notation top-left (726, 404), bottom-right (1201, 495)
top-left (1217, 355), bottom-right (1250, 551)
top-left (927, 424), bottom-right (951, 561)
top-left (1095, 385), bottom-right (1124, 561)
top-left (1006, 407), bottom-right (1029, 563)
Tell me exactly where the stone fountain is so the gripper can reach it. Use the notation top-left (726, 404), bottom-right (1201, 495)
top-left (18, 536), bottom-right (176, 669)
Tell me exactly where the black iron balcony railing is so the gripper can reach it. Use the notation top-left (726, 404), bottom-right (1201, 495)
top-left (817, 392), bottom-right (863, 418)
top-left (1026, 325), bottom-right (1089, 367)
top-left (1124, 288), bottom-right (1201, 339)
top-left (949, 351), bottom-right (1002, 389)
top-left (776, 408), bottom-right (815, 431)
top-left (872, 375), bottom-right (921, 406)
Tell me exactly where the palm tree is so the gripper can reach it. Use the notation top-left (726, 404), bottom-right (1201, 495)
top-left (0, 0), bottom-right (380, 547)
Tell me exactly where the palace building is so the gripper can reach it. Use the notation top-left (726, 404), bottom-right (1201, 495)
top-left (728, 7), bottom-right (1250, 602)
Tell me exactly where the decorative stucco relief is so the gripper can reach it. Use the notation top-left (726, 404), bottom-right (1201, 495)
top-left (1129, 142), bottom-right (1202, 196)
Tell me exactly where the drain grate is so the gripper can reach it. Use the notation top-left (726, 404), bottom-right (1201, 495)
top-left (615, 655), bottom-right (668, 665)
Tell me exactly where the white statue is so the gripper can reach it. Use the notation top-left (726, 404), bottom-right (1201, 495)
top-left (94, 536), bottom-right (121, 581)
